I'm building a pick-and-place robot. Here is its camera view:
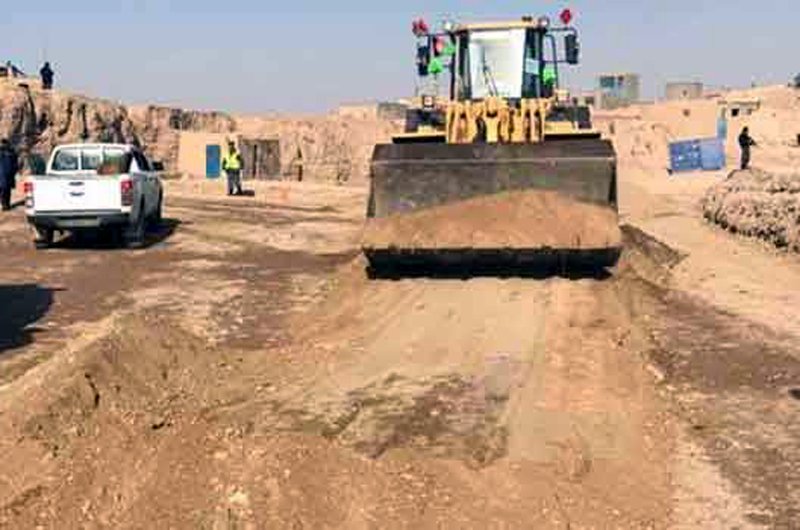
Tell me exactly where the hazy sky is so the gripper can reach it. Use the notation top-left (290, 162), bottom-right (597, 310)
top-left (2, 1), bottom-right (796, 113)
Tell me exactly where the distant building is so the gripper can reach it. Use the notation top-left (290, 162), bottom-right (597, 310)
top-left (596, 73), bottom-right (640, 109)
top-left (665, 82), bottom-right (703, 101)
top-left (571, 92), bottom-right (597, 108)
top-left (337, 101), bottom-right (409, 121)
top-left (718, 98), bottom-right (761, 119)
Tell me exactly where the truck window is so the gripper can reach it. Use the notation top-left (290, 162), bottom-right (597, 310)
top-left (52, 148), bottom-right (80, 171)
top-left (81, 148), bottom-right (104, 171)
top-left (97, 149), bottom-right (131, 175)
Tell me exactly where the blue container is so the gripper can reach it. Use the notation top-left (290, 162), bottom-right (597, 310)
top-left (206, 144), bottom-right (221, 178)
top-left (669, 139), bottom-right (702, 172)
top-left (699, 138), bottom-right (726, 170)
top-left (669, 137), bottom-right (726, 173)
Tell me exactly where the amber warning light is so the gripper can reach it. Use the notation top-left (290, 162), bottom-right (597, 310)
top-left (560, 8), bottom-right (573, 25)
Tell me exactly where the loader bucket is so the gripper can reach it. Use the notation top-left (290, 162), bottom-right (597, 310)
top-left (362, 139), bottom-right (621, 275)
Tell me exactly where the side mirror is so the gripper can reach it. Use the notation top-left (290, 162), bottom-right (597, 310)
top-left (417, 44), bottom-right (431, 77)
top-left (565, 34), bottom-right (580, 65)
top-left (152, 161), bottom-right (165, 172)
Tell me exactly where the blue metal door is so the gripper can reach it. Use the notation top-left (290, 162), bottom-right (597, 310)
top-left (206, 144), bottom-right (221, 178)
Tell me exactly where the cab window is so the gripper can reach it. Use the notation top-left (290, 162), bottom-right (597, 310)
top-left (51, 148), bottom-right (80, 171)
top-left (80, 148), bottom-right (104, 171)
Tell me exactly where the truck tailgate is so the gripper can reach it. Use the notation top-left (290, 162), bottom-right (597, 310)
top-left (33, 175), bottom-right (122, 212)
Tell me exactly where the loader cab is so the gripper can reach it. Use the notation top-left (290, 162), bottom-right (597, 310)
top-left (450, 20), bottom-right (579, 102)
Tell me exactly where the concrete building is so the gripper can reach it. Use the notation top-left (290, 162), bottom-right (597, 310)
top-left (718, 97), bottom-right (761, 119)
top-left (597, 73), bottom-right (640, 109)
top-left (665, 82), bottom-right (704, 101)
top-left (571, 92), bottom-right (598, 108)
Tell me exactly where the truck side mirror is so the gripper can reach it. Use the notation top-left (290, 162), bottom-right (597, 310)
top-left (565, 34), bottom-right (580, 65)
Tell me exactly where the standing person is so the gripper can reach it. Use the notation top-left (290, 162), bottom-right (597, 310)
top-left (0, 139), bottom-right (19, 211)
top-left (40, 62), bottom-right (54, 90)
top-left (738, 127), bottom-right (757, 170)
top-left (294, 146), bottom-right (304, 182)
top-left (222, 140), bottom-right (243, 196)
top-left (5, 61), bottom-right (24, 78)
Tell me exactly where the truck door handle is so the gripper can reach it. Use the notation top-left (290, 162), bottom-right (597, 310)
top-left (69, 191), bottom-right (85, 197)
top-left (68, 181), bottom-right (84, 187)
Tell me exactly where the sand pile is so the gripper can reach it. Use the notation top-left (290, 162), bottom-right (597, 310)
top-left (363, 190), bottom-right (622, 250)
top-left (702, 169), bottom-right (800, 251)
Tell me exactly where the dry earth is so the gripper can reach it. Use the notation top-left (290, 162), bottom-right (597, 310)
top-left (702, 168), bottom-right (800, 252)
top-left (0, 86), bottom-right (799, 529)
top-left (362, 190), bottom-right (621, 250)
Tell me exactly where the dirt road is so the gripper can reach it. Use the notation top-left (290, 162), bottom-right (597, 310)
top-left (1, 179), bottom-right (798, 528)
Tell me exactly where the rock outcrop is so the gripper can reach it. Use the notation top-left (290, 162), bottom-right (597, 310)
top-left (0, 81), bottom-right (138, 159)
top-left (128, 105), bottom-right (236, 171)
top-left (0, 79), bottom-right (399, 182)
top-left (0, 79), bottom-right (235, 172)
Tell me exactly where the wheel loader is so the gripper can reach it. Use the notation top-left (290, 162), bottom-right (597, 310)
top-left (363, 10), bottom-right (621, 273)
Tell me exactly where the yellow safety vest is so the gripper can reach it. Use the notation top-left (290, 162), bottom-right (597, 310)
top-left (222, 151), bottom-right (241, 171)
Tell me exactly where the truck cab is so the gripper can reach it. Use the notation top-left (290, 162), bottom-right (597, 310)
top-left (25, 143), bottom-right (163, 248)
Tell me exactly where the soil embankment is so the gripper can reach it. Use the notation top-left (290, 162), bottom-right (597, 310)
top-left (702, 168), bottom-right (800, 251)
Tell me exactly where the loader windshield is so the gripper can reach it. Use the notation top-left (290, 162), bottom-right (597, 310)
top-left (467, 29), bottom-right (526, 99)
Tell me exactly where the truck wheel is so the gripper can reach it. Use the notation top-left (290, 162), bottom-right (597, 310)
top-left (366, 188), bottom-right (376, 218)
top-left (125, 207), bottom-right (146, 249)
top-left (151, 194), bottom-right (163, 227)
top-left (33, 226), bottom-right (54, 249)
top-left (103, 226), bottom-right (124, 248)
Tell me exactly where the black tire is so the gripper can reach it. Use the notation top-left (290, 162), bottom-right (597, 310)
top-left (105, 226), bottom-right (125, 248)
top-left (33, 226), bottom-right (54, 249)
top-left (125, 204), bottom-right (146, 249)
top-left (366, 187), bottom-right (376, 218)
top-left (150, 194), bottom-right (163, 228)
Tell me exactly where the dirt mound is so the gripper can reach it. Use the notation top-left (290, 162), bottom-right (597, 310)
top-left (363, 190), bottom-right (622, 250)
top-left (0, 315), bottom-right (212, 526)
top-left (702, 168), bottom-right (800, 251)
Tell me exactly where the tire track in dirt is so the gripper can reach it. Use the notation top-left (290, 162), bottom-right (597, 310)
top-left (225, 256), bottom-right (678, 527)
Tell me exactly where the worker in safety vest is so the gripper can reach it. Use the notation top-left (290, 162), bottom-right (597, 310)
top-left (222, 141), bottom-right (243, 196)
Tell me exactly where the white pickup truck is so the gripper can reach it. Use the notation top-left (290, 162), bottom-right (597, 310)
top-left (24, 143), bottom-right (164, 248)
